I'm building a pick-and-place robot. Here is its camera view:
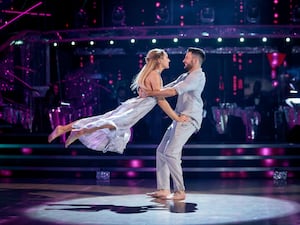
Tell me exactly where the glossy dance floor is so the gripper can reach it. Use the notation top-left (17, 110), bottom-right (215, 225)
top-left (1, 178), bottom-right (300, 225)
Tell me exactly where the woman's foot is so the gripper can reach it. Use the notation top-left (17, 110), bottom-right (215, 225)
top-left (64, 124), bottom-right (116, 148)
top-left (48, 125), bottom-right (65, 143)
top-left (65, 129), bottom-right (83, 148)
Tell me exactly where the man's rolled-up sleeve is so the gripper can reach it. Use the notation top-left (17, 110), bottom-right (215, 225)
top-left (174, 73), bottom-right (201, 95)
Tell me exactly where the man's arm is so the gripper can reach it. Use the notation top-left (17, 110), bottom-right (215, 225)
top-left (140, 74), bottom-right (185, 98)
top-left (143, 71), bottom-right (186, 122)
top-left (151, 71), bottom-right (205, 98)
top-left (146, 87), bottom-right (178, 98)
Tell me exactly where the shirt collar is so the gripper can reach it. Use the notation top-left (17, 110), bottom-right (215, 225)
top-left (189, 68), bottom-right (202, 74)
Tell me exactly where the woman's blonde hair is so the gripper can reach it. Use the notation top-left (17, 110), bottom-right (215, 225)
top-left (130, 48), bottom-right (166, 91)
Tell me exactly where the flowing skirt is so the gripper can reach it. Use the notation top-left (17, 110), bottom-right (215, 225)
top-left (72, 97), bottom-right (157, 154)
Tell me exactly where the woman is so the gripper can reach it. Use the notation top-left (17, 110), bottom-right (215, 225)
top-left (48, 48), bottom-right (187, 153)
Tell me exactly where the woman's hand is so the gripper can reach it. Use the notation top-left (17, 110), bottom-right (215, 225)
top-left (176, 114), bottom-right (190, 122)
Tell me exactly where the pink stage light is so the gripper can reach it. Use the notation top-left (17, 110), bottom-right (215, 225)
top-left (266, 52), bottom-right (286, 79)
top-left (262, 158), bottom-right (275, 167)
top-left (236, 148), bottom-right (245, 154)
top-left (239, 171), bottom-right (248, 178)
top-left (130, 160), bottom-right (143, 168)
top-left (220, 172), bottom-right (228, 178)
top-left (89, 55), bottom-right (94, 64)
top-left (221, 149), bottom-right (232, 156)
top-left (282, 161), bottom-right (290, 167)
top-left (258, 147), bottom-right (272, 156)
top-left (265, 170), bottom-right (273, 178)
top-left (221, 172), bottom-right (236, 178)
top-left (272, 80), bottom-right (279, 87)
top-left (126, 171), bottom-right (137, 178)
top-left (0, 170), bottom-right (12, 177)
top-left (275, 148), bottom-right (285, 155)
top-left (21, 147), bottom-right (32, 155)
top-left (288, 172), bottom-right (295, 178)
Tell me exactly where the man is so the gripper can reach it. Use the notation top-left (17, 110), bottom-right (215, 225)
top-left (144, 47), bottom-right (206, 200)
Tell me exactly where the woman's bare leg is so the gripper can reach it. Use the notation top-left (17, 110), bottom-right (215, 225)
top-left (48, 122), bottom-right (74, 143)
top-left (65, 124), bottom-right (116, 148)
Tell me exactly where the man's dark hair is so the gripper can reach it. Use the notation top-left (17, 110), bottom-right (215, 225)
top-left (187, 47), bottom-right (206, 62)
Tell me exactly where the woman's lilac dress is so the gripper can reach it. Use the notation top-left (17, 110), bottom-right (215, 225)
top-left (72, 97), bottom-right (156, 154)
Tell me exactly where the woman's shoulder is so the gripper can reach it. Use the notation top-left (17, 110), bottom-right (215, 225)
top-left (146, 70), bottom-right (161, 82)
top-left (145, 70), bottom-right (162, 90)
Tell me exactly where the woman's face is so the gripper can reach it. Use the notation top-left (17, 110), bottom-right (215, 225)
top-left (160, 53), bottom-right (170, 70)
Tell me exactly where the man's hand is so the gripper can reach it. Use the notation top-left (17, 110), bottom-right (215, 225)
top-left (138, 88), bottom-right (147, 98)
top-left (138, 88), bottom-right (151, 98)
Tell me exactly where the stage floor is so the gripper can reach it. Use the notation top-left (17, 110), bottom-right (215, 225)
top-left (0, 178), bottom-right (300, 225)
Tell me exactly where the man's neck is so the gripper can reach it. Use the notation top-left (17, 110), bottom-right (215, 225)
top-left (188, 66), bottom-right (201, 74)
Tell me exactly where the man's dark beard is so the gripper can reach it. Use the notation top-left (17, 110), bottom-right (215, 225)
top-left (184, 64), bottom-right (192, 71)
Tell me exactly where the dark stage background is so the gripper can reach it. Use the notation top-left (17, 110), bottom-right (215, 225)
top-left (1, 0), bottom-right (300, 142)
top-left (0, 0), bottom-right (300, 179)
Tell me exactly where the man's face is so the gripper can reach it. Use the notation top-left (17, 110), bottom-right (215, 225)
top-left (182, 52), bottom-right (194, 71)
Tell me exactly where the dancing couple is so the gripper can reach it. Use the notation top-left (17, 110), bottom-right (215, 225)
top-left (48, 47), bottom-right (206, 200)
